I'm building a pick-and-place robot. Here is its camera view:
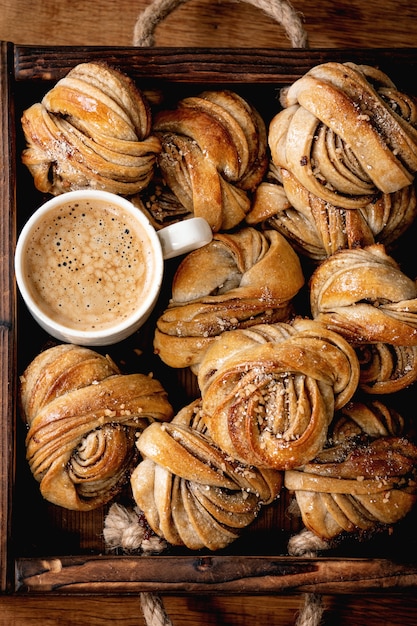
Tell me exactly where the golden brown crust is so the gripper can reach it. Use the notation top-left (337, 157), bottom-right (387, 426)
top-left (197, 318), bottom-right (360, 470)
top-left (310, 244), bottom-right (417, 345)
top-left (130, 180), bottom-right (191, 230)
top-left (153, 227), bottom-right (304, 372)
top-left (131, 399), bottom-right (282, 550)
top-left (21, 62), bottom-right (161, 195)
top-left (245, 163), bottom-right (293, 226)
top-left (153, 90), bottom-right (268, 231)
top-left (20, 345), bottom-right (173, 511)
top-left (355, 342), bottom-right (417, 394)
top-left (247, 165), bottom-right (417, 262)
top-left (285, 401), bottom-right (417, 540)
top-left (19, 343), bottom-right (120, 424)
top-left (269, 62), bottom-right (417, 208)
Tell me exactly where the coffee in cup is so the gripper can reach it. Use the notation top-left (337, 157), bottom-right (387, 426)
top-left (15, 190), bottom-right (212, 345)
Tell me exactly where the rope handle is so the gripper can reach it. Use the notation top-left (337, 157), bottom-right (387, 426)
top-left (133, 0), bottom-right (308, 48)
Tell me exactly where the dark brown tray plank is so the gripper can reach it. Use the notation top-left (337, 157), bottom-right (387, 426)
top-left (13, 45), bottom-right (417, 85)
top-left (16, 555), bottom-right (417, 595)
top-left (0, 40), bottom-right (18, 594)
top-left (2, 43), bottom-right (417, 596)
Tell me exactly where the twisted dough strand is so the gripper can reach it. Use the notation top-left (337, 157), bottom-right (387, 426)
top-left (269, 62), bottom-right (417, 208)
top-left (20, 343), bottom-right (120, 423)
top-left (153, 90), bottom-right (268, 231)
top-left (285, 401), bottom-right (417, 540)
top-left (154, 227), bottom-right (304, 371)
top-left (131, 400), bottom-right (282, 550)
top-left (197, 318), bottom-right (360, 470)
top-left (20, 345), bottom-right (173, 511)
top-left (247, 164), bottom-right (417, 261)
top-left (21, 62), bottom-right (161, 196)
top-left (310, 244), bottom-right (417, 345)
top-left (356, 342), bottom-right (417, 395)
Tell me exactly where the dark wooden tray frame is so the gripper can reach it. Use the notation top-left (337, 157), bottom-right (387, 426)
top-left (2, 41), bottom-right (417, 596)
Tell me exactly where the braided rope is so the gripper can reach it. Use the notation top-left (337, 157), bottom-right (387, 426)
top-left (288, 528), bottom-right (331, 626)
top-left (133, 0), bottom-right (308, 47)
top-left (140, 592), bottom-right (175, 626)
top-left (296, 593), bottom-right (325, 626)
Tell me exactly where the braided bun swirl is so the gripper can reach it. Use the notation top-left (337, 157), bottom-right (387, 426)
top-left (310, 244), bottom-right (417, 345)
top-left (20, 344), bottom-right (173, 511)
top-left (131, 400), bottom-right (282, 551)
top-left (197, 318), bottom-right (360, 470)
top-left (153, 90), bottom-right (268, 231)
top-left (247, 164), bottom-right (417, 262)
top-left (285, 401), bottom-right (417, 540)
top-left (154, 227), bottom-right (304, 372)
top-left (356, 342), bottom-right (417, 395)
top-left (21, 62), bottom-right (161, 196)
top-left (269, 62), bottom-right (417, 208)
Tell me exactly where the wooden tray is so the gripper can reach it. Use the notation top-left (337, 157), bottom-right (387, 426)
top-left (2, 41), bottom-right (417, 596)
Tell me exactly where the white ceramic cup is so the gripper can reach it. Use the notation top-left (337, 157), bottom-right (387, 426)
top-left (15, 189), bottom-right (212, 346)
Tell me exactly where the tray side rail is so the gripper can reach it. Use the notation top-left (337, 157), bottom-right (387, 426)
top-left (7, 42), bottom-right (417, 596)
top-left (15, 555), bottom-right (417, 595)
top-left (0, 41), bottom-right (18, 594)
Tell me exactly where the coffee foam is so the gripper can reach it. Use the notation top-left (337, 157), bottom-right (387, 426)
top-left (23, 198), bottom-right (155, 332)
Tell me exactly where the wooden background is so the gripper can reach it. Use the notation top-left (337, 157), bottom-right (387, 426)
top-left (1, 0), bottom-right (417, 48)
top-left (2, 0), bottom-right (417, 624)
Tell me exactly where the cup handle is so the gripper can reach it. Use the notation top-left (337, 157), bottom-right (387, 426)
top-left (157, 217), bottom-right (213, 260)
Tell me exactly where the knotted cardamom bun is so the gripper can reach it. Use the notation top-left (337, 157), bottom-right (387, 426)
top-left (247, 164), bottom-right (417, 262)
top-left (152, 89), bottom-right (268, 231)
top-left (131, 178), bottom-right (190, 230)
top-left (20, 344), bottom-right (174, 511)
top-left (245, 163), bottom-right (292, 227)
top-left (197, 318), bottom-right (360, 470)
top-left (285, 400), bottom-right (417, 540)
top-left (355, 343), bottom-right (417, 395)
top-left (269, 62), bottom-right (417, 209)
top-left (153, 227), bottom-right (304, 373)
top-left (130, 399), bottom-right (282, 551)
top-left (310, 244), bottom-right (417, 346)
top-left (21, 62), bottom-right (161, 196)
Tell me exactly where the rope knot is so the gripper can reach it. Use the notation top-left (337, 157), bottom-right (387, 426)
top-left (104, 502), bottom-right (167, 554)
